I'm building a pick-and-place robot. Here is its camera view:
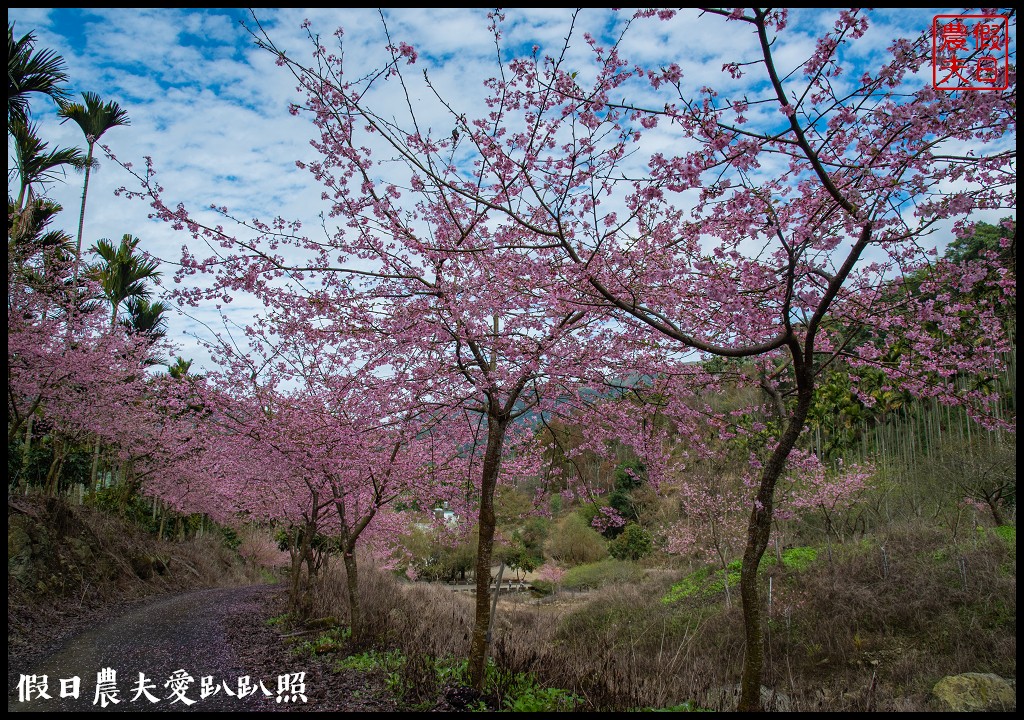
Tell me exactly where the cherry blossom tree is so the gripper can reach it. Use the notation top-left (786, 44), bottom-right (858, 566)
top-left (7, 279), bottom-right (183, 497)
top-left (153, 306), bottom-right (479, 636)
top-left (121, 66), bottom-right (626, 690)
top-left (117, 8), bottom-right (1014, 708)
top-left (152, 205), bottom-right (617, 680)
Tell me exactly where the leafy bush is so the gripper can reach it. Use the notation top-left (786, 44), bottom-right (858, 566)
top-left (775, 545), bottom-right (818, 571)
top-left (291, 626), bottom-right (351, 657)
top-left (264, 613), bottom-right (289, 627)
top-left (505, 682), bottom-right (579, 712)
top-left (400, 526), bottom-right (477, 582)
top-left (219, 525), bottom-right (241, 550)
top-left (546, 513), bottom-right (608, 566)
top-left (609, 523), bottom-right (653, 561)
top-left (662, 564), bottom-right (740, 604)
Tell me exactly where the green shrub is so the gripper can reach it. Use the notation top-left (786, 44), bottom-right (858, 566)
top-left (264, 613), bottom-right (290, 627)
top-left (484, 663), bottom-right (580, 711)
top-left (505, 683), bottom-right (580, 712)
top-left (291, 626), bottom-right (351, 657)
top-left (400, 525), bottom-right (477, 582)
top-left (546, 514), bottom-right (608, 566)
top-left (609, 523), bottom-right (653, 561)
top-left (662, 565), bottom-right (740, 604)
top-left (220, 525), bottom-right (241, 550)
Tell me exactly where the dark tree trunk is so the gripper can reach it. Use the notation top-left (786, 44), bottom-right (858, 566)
top-left (986, 496), bottom-right (1005, 527)
top-left (44, 440), bottom-right (65, 497)
top-left (342, 543), bottom-right (363, 646)
top-left (287, 521), bottom-right (317, 621)
top-left (737, 367), bottom-right (814, 711)
top-left (468, 412), bottom-right (509, 690)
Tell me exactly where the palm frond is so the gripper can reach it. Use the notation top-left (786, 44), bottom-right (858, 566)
top-left (58, 90), bottom-right (131, 141)
top-left (8, 22), bottom-right (71, 124)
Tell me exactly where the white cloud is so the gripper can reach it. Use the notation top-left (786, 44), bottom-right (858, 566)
top-left (9, 8), bottom-right (1014, 373)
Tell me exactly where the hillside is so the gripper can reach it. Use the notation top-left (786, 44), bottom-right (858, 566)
top-left (8, 494), bottom-right (268, 679)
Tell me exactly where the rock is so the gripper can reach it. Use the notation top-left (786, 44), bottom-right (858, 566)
top-left (67, 536), bottom-right (96, 566)
top-left (8, 513), bottom-right (59, 588)
top-left (932, 673), bottom-right (1016, 712)
top-left (130, 553), bottom-right (155, 580)
top-left (154, 555), bottom-right (169, 575)
top-left (8, 515), bottom-right (37, 584)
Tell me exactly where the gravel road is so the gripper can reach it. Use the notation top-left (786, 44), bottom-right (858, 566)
top-left (8, 585), bottom-right (397, 713)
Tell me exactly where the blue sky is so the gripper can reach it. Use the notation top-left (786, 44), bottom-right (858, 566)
top-left (9, 8), bottom-right (1016, 371)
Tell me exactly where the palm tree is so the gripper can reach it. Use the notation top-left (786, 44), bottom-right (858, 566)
top-left (167, 356), bottom-right (194, 380)
top-left (9, 119), bottom-right (88, 210)
top-left (86, 233), bottom-right (161, 489)
top-left (8, 22), bottom-right (70, 125)
top-left (58, 91), bottom-right (130, 280)
top-left (89, 233), bottom-right (160, 327)
top-left (8, 196), bottom-right (76, 299)
top-left (122, 296), bottom-right (168, 338)
top-left (122, 296), bottom-right (170, 366)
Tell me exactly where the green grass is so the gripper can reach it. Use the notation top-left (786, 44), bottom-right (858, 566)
top-left (777, 545), bottom-right (818, 570)
top-left (485, 663), bottom-right (581, 712)
top-left (662, 565), bottom-right (740, 604)
top-left (503, 683), bottom-right (580, 712)
top-left (663, 546), bottom-right (818, 604)
top-left (291, 626), bottom-right (351, 656)
top-left (335, 649), bottom-right (405, 673)
top-left (334, 650), bottom-right (579, 711)
top-left (560, 558), bottom-right (644, 590)
top-left (993, 525), bottom-right (1015, 545)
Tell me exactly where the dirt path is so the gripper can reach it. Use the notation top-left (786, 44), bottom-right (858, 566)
top-left (8, 585), bottom-right (397, 713)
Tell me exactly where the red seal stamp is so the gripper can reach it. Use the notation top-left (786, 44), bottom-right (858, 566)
top-left (932, 15), bottom-right (1009, 90)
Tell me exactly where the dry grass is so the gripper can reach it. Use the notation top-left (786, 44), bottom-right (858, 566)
top-left (308, 520), bottom-right (1015, 711)
top-left (761, 524), bottom-right (1016, 710)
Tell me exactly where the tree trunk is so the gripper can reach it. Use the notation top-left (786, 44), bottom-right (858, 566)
top-left (90, 436), bottom-right (102, 492)
top-left (288, 542), bottom-right (303, 616)
top-left (286, 522), bottom-right (317, 620)
top-left (737, 369), bottom-right (813, 711)
top-left (296, 523), bottom-right (315, 620)
top-left (468, 412), bottom-right (509, 691)
top-left (986, 497), bottom-right (1005, 527)
top-left (44, 440), bottom-right (66, 497)
top-left (342, 546), bottom-right (363, 646)
top-left (73, 143), bottom-right (94, 282)
top-left (14, 415), bottom-right (36, 490)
